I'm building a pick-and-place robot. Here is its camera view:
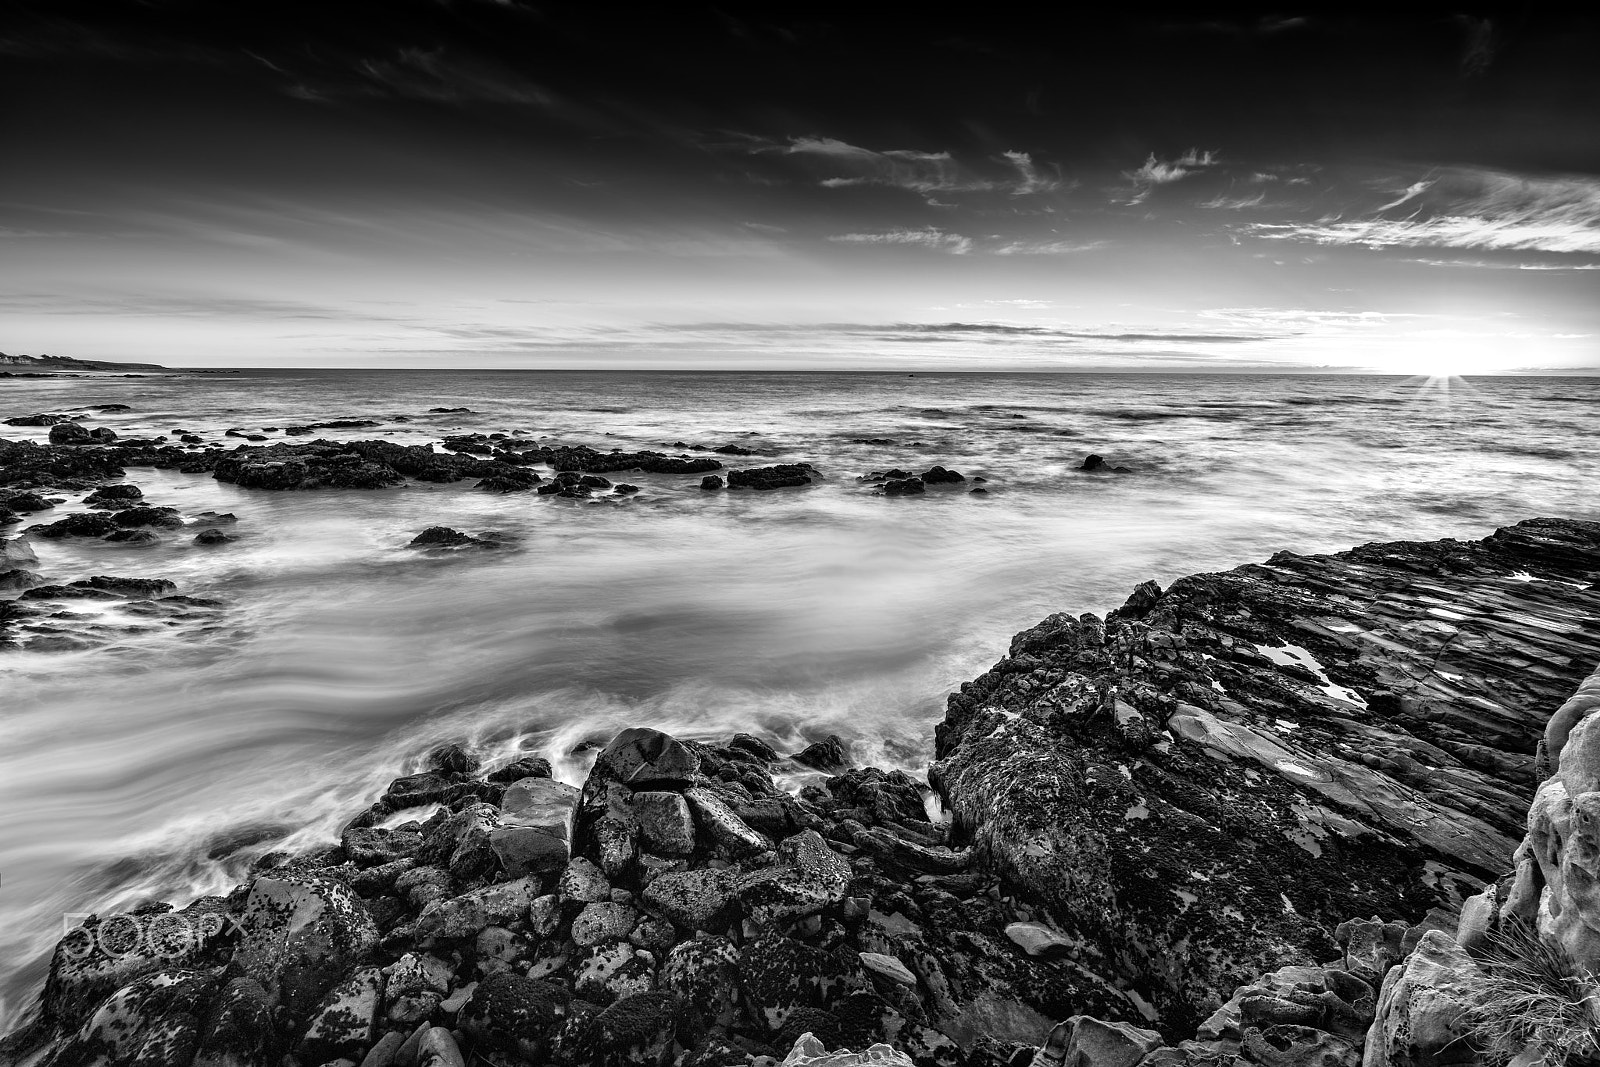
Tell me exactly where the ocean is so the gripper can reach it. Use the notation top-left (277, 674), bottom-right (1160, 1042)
top-left (1, 369), bottom-right (1597, 1023)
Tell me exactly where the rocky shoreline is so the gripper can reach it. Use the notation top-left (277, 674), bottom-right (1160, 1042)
top-left (1, 515), bottom-right (1596, 1067)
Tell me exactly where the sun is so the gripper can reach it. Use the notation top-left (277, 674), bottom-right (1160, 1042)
top-left (1387, 331), bottom-right (1516, 378)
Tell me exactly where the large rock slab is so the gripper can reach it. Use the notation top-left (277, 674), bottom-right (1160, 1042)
top-left (230, 867), bottom-right (378, 1018)
top-left (933, 518), bottom-right (1600, 1034)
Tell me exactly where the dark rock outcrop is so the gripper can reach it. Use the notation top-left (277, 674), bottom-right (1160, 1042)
top-left (728, 464), bottom-right (819, 491)
top-left (933, 516), bottom-right (1600, 1035)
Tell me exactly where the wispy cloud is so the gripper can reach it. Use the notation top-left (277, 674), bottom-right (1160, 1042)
top-left (1199, 191), bottom-right (1266, 210)
top-left (828, 227), bottom-right (973, 253)
top-left (1124, 148), bottom-right (1218, 204)
top-left (1245, 168), bottom-right (1600, 254)
top-left (765, 136), bottom-right (1059, 199)
top-left (992, 238), bottom-right (1107, 255)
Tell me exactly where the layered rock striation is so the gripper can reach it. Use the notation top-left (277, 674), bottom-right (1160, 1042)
top-left (933, 518), bottom-right (1600, 1034)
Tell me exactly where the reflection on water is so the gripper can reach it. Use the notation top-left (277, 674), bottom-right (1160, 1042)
top-left (1, 370), bottom-right (1596, 1022)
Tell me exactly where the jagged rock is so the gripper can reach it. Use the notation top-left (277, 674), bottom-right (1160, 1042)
top-left (488, 756), bottom-right (554, 783)
top-left (1333, 918), bottom-right (1409, 984)
top-left (782, 1032), bottom-right (915, 1066)
top-left (881, 478), bottom-right (924, 497)
top-left (685, 786), bottom-right (772, 856)
top-left (231, 868), bottom-right (379, 1017)
top-left (793, 735), bottom-right (848, 772)
top-left (297, 966), bottom-right (383, 1063)
top-left (701, 474), bottom-right (724, 490)
top-left (733, 830), bottom-right (852, 927)
top-left (1363, 931), bottom-right (1478, 1067)
top-left (408, 526), bottom-right (485, 549)
top-left (932, 518), bottom-right (1600, 1033)
top-left (561, 856), bottom-right (614, 904)
top-left (112, 505), bottom-right (183, 528)
top-left (34, 512), bottom-right (119, 538)
top-left (0, 567), bottom-right (42, 591)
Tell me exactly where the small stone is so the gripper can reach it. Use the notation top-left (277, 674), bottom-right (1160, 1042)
top-left (858, 952), bottom-right (918, 986)
top-left (571, 902), bottom-right (640, 947)
top-left (1004, 922), bottom-right (1075, 957)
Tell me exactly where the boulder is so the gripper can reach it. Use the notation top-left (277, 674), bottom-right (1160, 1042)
top-left (297, 966), bottom-right (383, 1063)
top-left (230, 867), bottom-right (379, 1017)
top-left (1362, 931), bottom-right (1479, 1067)
top-left (458, 971), bottom-right (571, 1059)
top-left (43, 905), bottom-right (229, 1022)
top-left (727, 464), bottom-right (818, 491)
top-left (632, 791), bottom-right (697, 855)
top-left (660, 936), bottom-right (742, 1027)
top-left (733, 831), bottom-right (852, 927)
top-left (641, 866), bottom-right (742, 931)
top-left (494, 777), bottom-right (578, 875)
top-left (782, 1032), bottom-right (915, 1066)
top-left (50, 968), bottom-right (215, 1066)
top-left (415, 877), bottom-right (543, 944)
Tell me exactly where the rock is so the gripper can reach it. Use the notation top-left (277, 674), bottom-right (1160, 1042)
top-left (0, 536), bottom-right (37, 565)
top-left (84, 484), bottom-right (144, 506)
top-left (415, 877), bottom-right (543, 943)
top-left (881, 478), bottom-right (925, 497)
top-left (458, 971), bottom-right (571, 1060)
top-left (0, 568), bottom-right (42, 591)
top-left (572, 902), bottom-right (641, 947)
top-left (641, 866), bottom-right (743, 931)
top-left (685, 786), bottom-right (771, 856)
top-left (858, 952), bottom-right (918, 987)
top-left (49, 422), bottom-right (91, 444)
top-left (76, 575), bottom-right (178, 597)
top-left (728, 464), bottom-right (818, 491)
top-left (495, 777), bottom-right (578, 875)
top-left (562, 991), bottom-right (682, 1067)
top-left (782, 1032), bottom-right (914, 1066)
top-left (734, 831), bottom-right (852, 927)
top-left (487, 756), bottom-right (553, 783)
top-left (573, 941), bottom-right (656, 1004)
top-left (418, 1025), bottom-right (467, 1067)
top-left (2, 491), bottom-right (53, 512)
top-left (632, 790), bottom-right (697, 855)
top-left (49, 968), bottom-right (214, 1067)
top-left (4, 412), bottom-right (74, 426)
top-left (793, 735), bottom-right (848, 772)
top-left (920, 466), bottom-right (965, 484)
top-left (193, 975), bottom-right (276, 1066)
top-left (737, 935), bottom-right (847, 1033)
top-left (1050, 1016), bottom-right (1164, 1067)
top-left (298, 966), bottom-right (383, 1063)
top-left (1079, 454), bottom-right (1131, 473)
top-left (230, 868), bottom-right (379, 1017)
top-left (408, 526), bottom-right (485, 549)
top-left (34, 512), bottom-right (119, 538)
top-left (560, 856), bottom-right (614, 904)
top-left (42, 906), bottom-right (229, 1022)
top-left (932, 518), bottom-right (1600, 1032)
top-left (193, 528), bottom-right (236, 545)
top-left (1004, 922), bottom-right (1076, 958)
top-left (1363, 931), bottom-right (1479, 1067)
top-left (701, 475), bottom-right (724, 490)
top-left (660, 936), bottom-right (742, 1027)
top-left (591, 728), bottom-right (702, 788)
top-left (430, 743), bottom-right (480, 773)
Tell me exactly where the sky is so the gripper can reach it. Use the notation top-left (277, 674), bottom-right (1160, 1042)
top-left (1, 3), bottom-right (1598, 372)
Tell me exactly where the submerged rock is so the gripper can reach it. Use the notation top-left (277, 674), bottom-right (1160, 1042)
top-left (728, 463), bottom-right (819, 491)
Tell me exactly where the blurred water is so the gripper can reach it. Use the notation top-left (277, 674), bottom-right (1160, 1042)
top-left (0, 369), bottom-right (1596, 1023)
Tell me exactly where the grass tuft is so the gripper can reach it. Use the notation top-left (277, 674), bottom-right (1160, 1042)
top-left (1463, 920), bottom-right (1600, 1067)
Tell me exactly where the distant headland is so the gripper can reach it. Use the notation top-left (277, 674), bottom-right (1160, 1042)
top-left (0, 352), bottom-right (168, 375)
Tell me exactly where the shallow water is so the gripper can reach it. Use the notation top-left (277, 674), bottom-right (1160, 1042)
top-left (1, 369), bottom-right (1596, 1023)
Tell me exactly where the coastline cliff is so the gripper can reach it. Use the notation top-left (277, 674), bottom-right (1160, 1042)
top-left (2, 518), bottom-right (1597, 1067)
